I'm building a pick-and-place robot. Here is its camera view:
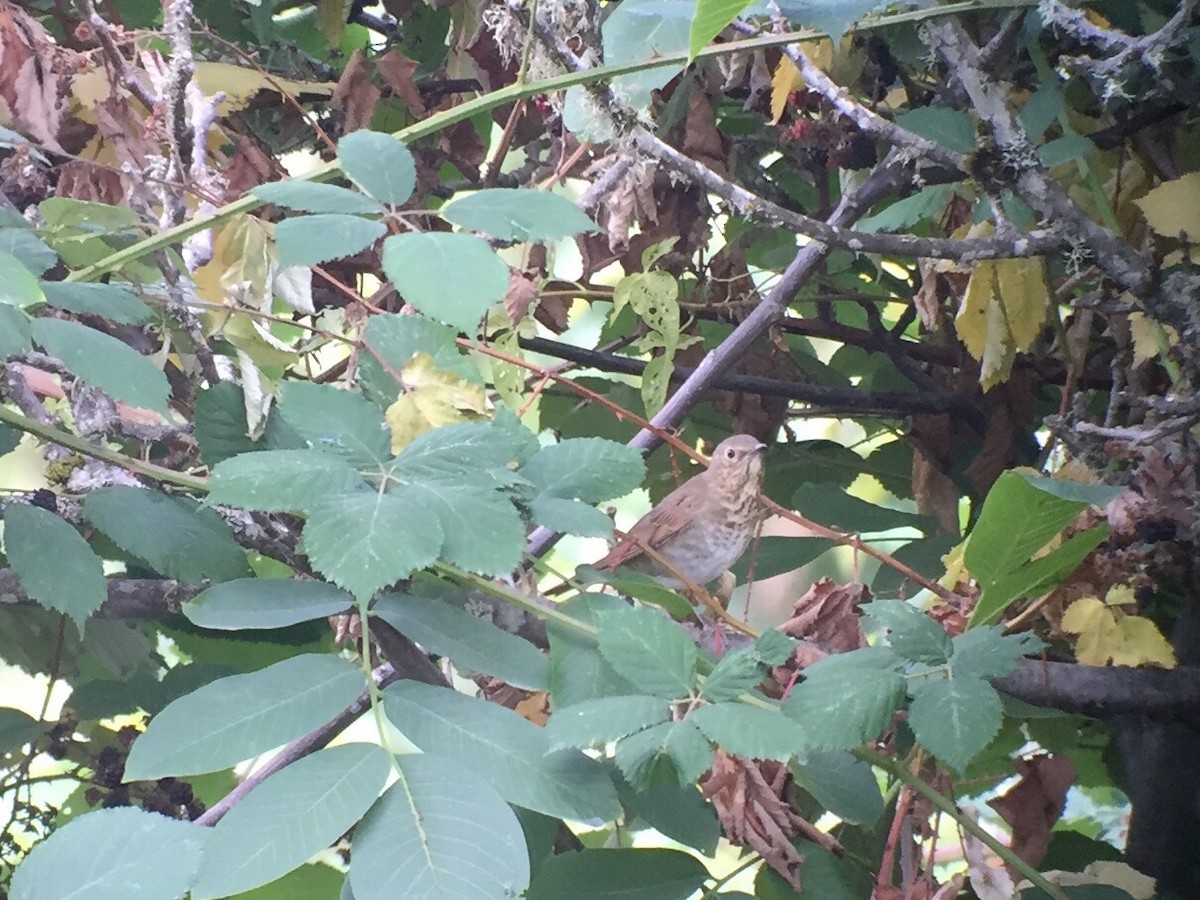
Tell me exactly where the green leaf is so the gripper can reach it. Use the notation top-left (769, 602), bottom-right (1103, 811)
top-left (234, 864), bottom-right (343, 899)
top-left (0, 706), bottom-right (46, 754)
top-left (0, 225), bottom-right (57, 274)
top-left (792, 750), bottom-right (885, 825)
top-left (617, 778), bottom-right (720, 854)
top-left (252, 181), bottom-right (384, 214)
top-left (337, 130), bottom-right (417, 205)
top-left (908, 676), bottom-right (1003, 772)
top-left (303, 491), bottom-right (443, 600)
top-left (689, 703), bottom-right (806, 761)
top-left (389, 421), bottom-right (525, 488)
top-left (531, 495), bottom-right (615, 538)
top-left (790, 484), bottom-right (932, 533)
top-left (0, 249), bottom-right (43, 307)
top-left (857, 184), bottom-right (954, 233)
top-left (763, 440), bottom-right (864, 496)
top-left (441, 189), bottom-right (598, 242)
top-left (526, 848), bottom-right (708, 900)
top-left (359, 312), bottom-right (466, 405)
top-left (384, 681), bottom-right (621, 821)
top-left (755, 837), bottom-right (870, 899)
top-left (615, 719), bottom-right (713, 787)
top-left (700, 647), bottom-right (769, 702)
top-left (688, 0), bottom-right (754, 62)
top-left (194, 382), bottom-right (302, 466)
top-left (544, 695), bottom-right (670, 750)
top-left (1019, 82), bottom-right (1065, 140)
top-left (522, 437), bottom-right (647, 504)
top-left (381, 232), bottom-right (509, 334)
top-left (208, 449), bottom-right (367, 512)
top-left (596, 606), bottom-right (698, 700)
top-left (277, 382), bottom-right (391, 464)
top-left (124, 654), bottom-right (364, 780)
top-left (0, 423), bottom-right (19, 456)
top-left (1020, 474), bottom-right (1125, 506)
top-left (548, 596), bottom-right (639, 709)
top-left (84, 487), bottom-right (251, 584)
top-left (31, 318), bottom-right (170, 413)
top-left (39, 282), bottom-right (154, 324)
top-left (950, 627), bottom-right (1043, 681)
top-left (772, 0), bottom-right (888, 40)
top-left (598, 0), bottom-right (692, 110)
top-left (274, 214), bottom-right (385, 267)
top-left (10, 807), bottom-right (206, 900)
top-left (4, 504), bottom-right (106, 631)
top-left (351, 753), bottom-right (529, 900)
top-left (400, 481), bottom-right (525, 575)
top-left (184, 579), bottom-right (353, 630)
top-left (783, 653), bottom-right (906, 751)
top-left (575, 567), bottom-right (696, 621)
top-left (192, 744), bottom-right (391, 899)
top-left (872, 535), bottom-right (959, 597)
top-left (895, 106), bottom-right (977, 153)
top-left (860, 599), bottom-right (952, 664)
top-left (1039, 135), bottom-right (1096, 168)
top-left (752, 630), bottom-right (797, 666)
top-left (965, 471), bottom-right (1112, 625)
top-left (0, 303), bottom-right (32, 357)
top-left (373, 592), bottom-right (550, 690)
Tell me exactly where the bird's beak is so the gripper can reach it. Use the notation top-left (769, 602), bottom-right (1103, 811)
top-left (754, 442), bottom-right (767, 453)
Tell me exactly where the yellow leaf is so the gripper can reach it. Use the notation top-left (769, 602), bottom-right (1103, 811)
top-left (940, 541), bottom-right (967, 588)
top-left (956, 255), bottom-right (1048, 391)
top-left (385, 353), bottom-right (488, 452)
top-left (770, 58), bottom-right (803, 125)
top-left (194, 63), bottom-right (335, 117)
top-left (1061, 596), bottom-right (1108, 634)
top-left (1133, 171), bottom-right (1200, 241)
top-left (994, 256), bottom-right (1048, 352)
top-left (317, 0), bottom-right (350, 47)
top-left (1127, 311), bottom-right (1177, 367)
top-left (1112, 616), bottom-right (1176, 668)
top-left (1103, 584), bottom-right (1135, 607)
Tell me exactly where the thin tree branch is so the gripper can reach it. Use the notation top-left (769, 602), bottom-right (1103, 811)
top-left (924, 21), bottom-right (1154, 297)
top-left (634, 129), bottom-right (1063, 262)
top-left (518, 336), bottom-right (974, 417)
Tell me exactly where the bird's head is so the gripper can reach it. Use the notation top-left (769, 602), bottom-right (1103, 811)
top-left (709, 434), bottom-right (768, 492)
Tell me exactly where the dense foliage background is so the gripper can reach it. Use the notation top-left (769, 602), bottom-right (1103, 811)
top-left (1, 0), bottom-right (1198, 897)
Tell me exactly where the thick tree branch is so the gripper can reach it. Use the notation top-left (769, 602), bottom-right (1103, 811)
top-left (0, 569), bottom-right (198, 618)
top-left (996, 658), bottom-right (1200, 721)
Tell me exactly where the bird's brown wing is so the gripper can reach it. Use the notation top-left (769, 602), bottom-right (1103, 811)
top-left (593, 481), bottom-right (705, 570)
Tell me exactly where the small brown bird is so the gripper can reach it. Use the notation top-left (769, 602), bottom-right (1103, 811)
top-left (593, 434), bottom-right (768, 590)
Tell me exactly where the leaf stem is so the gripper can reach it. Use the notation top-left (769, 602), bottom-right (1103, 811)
top-left (855, 746), bottom-right (1071, 900)
top-left (0, 405), bottom-right (208, 493)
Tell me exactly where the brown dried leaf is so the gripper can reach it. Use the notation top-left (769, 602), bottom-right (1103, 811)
top-left (682, 89), bottom-right (726, 175)
top-left (331, 50), bottom-right (380, 135)
top-left (504, 270), bottom-right (539, 324)
top-left (701, 753), bottom-right (807, 889)
top-left (779, 578), bottom-right (869, 653)
top-left (377, 49), bottom-right (427, 118)
top-left (988, 754), bottom-right (1076, 868)
top-left (0, 2), bottom-right (67, 151)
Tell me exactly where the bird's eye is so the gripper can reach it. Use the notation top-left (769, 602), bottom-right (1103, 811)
top-left (725, 447), bottom-right (737, 460)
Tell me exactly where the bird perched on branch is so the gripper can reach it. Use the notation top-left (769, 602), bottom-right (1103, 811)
top-left (594, 434), bottom-right (768, 592)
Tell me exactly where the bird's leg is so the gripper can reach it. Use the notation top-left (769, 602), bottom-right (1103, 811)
top-left (634, 539), bottom-right (757, 637)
